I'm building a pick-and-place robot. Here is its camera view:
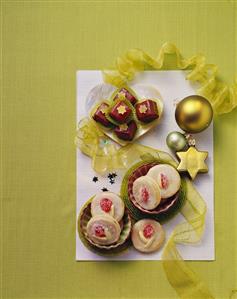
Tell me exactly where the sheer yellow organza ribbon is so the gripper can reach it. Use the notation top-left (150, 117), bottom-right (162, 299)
top-left (76, 118), bottom-right (214, 299)
top-left (76, 118), bottom-right (125, 173)
top-left (103, 42), bottom-right (237, 114)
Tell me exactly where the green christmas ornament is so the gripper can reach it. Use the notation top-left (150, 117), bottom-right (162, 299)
top-left (166, 131), bottom-right (188, 152)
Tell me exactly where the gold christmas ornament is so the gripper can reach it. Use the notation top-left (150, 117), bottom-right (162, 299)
top-left (177, 146), bottom-right (208, 180)
top-left (175, 95), bottom-right (213, 133)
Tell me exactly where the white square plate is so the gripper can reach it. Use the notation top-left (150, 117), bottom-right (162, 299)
top-left (76, 70), bottom-right (214, 261)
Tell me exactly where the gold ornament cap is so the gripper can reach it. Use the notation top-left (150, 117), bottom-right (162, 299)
top-left (175, 95), bottom-right (213, 133)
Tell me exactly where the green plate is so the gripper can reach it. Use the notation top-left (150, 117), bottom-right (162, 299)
top-left (120, 159), bottom-right (186, 223)
top-left (78, 198), bottom-right (132, 256)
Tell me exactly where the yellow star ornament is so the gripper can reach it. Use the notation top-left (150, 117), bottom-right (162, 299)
top-left (177, 146), bottom-right (208, 180)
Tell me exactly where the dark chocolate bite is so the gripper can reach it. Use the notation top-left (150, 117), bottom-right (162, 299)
top-left (93, 103), bottom-right (113, 128)
top-left (114, 120), bottom-right (137, 141)
top-left (135, 100), bottom-right (159, 123)
top-left (114, 88), bottom-right (137, 105)
top-left (109, 101), bottom-right (132, 124)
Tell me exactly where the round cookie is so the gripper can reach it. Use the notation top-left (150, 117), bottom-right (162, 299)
top-left (132, 176), bottom-right (161, 210)
top-left (86, 215), bottom-right (121, 245)
top-left (147, 164), bottom-right (181, 199)
top-left (131, 219), bottom-right (165, 253)
top-left (91, 192), bottom-right (125, 222)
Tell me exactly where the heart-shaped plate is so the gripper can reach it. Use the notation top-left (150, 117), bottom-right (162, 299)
top-left (86, 83), bottom-right (164, 146)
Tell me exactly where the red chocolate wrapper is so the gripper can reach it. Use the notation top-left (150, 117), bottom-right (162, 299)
top-left (93, 103), bottom-right (114, 128)
top-left (109, 101), bottom-right (132, 124)
top-left (114, 120), bottom-right (137, 141)
top-left (114, 88), bottom-right (137, 106)
top-left (135, 100), bottom-right (159, 123)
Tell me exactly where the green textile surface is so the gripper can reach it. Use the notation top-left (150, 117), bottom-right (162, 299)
top-left (1, 1), bottom-right (237, 299)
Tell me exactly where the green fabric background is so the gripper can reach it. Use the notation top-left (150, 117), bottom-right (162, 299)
top-left (1, 1), bottom-right (237, 298)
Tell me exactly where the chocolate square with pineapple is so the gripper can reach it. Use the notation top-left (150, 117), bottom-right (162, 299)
top-left (114, 88), bottom-right (137, 106)
top-left (135, 100), bottom-right (159, 123)
top-left (109, 100), bottom-right (132, 124)
top-left (93, 102), bottom-right (113, 128)
top-left (114, 120), bottom-right (137, 141)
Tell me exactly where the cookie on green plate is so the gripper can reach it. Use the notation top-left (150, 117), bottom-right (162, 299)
top-left (120, 160), bottom-right (186, 223)
top-left (78, 198), bottom-right (132, 256)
